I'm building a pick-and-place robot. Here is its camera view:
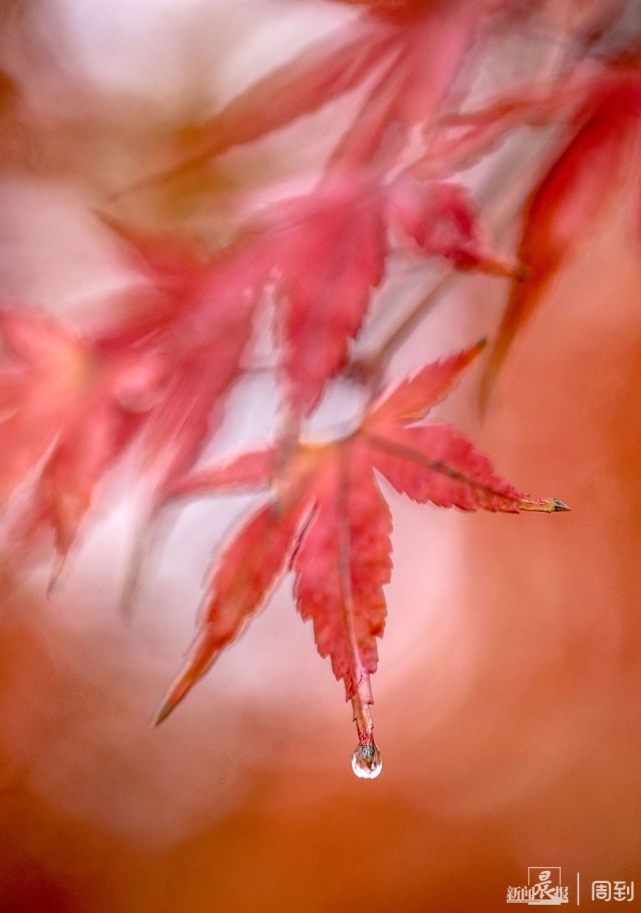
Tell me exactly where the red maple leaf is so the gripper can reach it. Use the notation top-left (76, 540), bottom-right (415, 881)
top-left (480, 66), bottom-right (641, 405)
top-left (260, 172), bottom-right (511, 416)
top-left (135, 246), bottom-right (268, 491)
top-left (133, 0), bottom-right (505, 195)
top-left (107, 167), bottom-right (510, 432)
top-left (0, 309), bottom-right (164, 564)
top-left (0, 170), bottom-right (511, 575)
top-left (154, 341), bottom-right (567, 776)
top-left (262, 179), bottom-right (388, 416)
top-left (0, 226), bottom-right (269, 572)
top-left (100, 221), bottom-right (272, 493)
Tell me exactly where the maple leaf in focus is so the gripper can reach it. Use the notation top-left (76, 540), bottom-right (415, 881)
top-left (480, 66), bottom-right (641, 406)
top-left (154, 341), bottom-right (567, 775)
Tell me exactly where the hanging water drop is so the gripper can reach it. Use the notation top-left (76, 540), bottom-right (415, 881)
top-left (351, 741), bottom-right (383, 779)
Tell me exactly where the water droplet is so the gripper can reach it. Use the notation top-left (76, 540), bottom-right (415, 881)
top-left (351, 741), bottom-right (383, 779)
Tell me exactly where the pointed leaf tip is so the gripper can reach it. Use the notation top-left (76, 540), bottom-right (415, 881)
top-left (365, 338), bottom-right (488, 428)
top-left (152, 672), bottom-right (197, 726)
top-left (151, 660), bottom-right (204, 726)
top-left (149, 701), bottom-right (173, 726)
top-left (151, 697), bottom-right (177, 727)
top-left (519, 496), bottom-right (570, 513)
top-left (46, 552), bottom-right (68, 598)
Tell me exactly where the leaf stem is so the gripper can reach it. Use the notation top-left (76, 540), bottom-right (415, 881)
top-left (336, 449), bottom-right (375, 743)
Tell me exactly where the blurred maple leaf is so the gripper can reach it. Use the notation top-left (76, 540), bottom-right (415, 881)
top-left (98, 221), bottom-right (271, 493)
top-left (481, 65), bottom-right (641, 404)
top-left (261, 173), bottom-right (512, 416)
top-left (0, 309), bottom-right (165, 563)
top-left (106, 169), bottom-right (510, 432)
top-left (0, 168), bottom-right (510, 572)
top-left (129, 0), bottom-right (505, 196)
top-left (155, 342), bottom-right (567, 775)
